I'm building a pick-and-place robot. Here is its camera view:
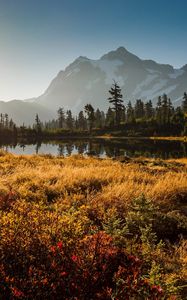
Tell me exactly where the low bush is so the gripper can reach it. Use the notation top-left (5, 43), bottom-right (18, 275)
top-left (0, 155), bottom-right (186, 298)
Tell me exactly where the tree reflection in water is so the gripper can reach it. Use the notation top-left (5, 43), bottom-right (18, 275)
top-left (0, 139), bottom-right (186, 159)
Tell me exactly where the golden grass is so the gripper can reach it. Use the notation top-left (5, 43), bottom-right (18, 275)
top-left (0, 153), bottom-right (186, 297)
top-left (0, 153), bottom-right (186, 210)
top-left (150, 136), bottom-right (187, 142)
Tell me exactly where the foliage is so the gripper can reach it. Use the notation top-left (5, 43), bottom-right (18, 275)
top-left (1, 89), bottom-right (187, 138)
top-left (0, 154), bottom-right (186, 298)
top-left (84, 104), bottom-right (95, 133)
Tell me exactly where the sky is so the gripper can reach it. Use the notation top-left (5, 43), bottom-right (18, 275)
top-left (0, 0), bottom-right (186, 101)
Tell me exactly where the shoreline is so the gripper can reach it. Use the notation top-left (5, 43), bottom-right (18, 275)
top-left (94, 135), bottom-right (187, 142)
top-left (40, 134), bottom-right (187, 142)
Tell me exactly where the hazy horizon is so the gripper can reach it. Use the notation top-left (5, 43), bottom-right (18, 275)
top-left (0, 0), bottom-right (187, 101)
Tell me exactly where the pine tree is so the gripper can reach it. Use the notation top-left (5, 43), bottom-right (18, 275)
top-left (182, 93), bottom-right (187, 135)
top-left (0, 113), bottom-right (3, 127)
top-left (74, 117), bottom-right (79, 130)
top-left (108, 81), bottom-right (124, 126)
top-left (119, 105), bottom-right (126, 123)
top-left (105, 107), bottom-right (114, 127)
top-left (145, 100), bottom-right (154, 119)
top-left (20, 123), bottom-right (26, 138)
top-left (171, 107), bottom-right (184, 126)
top-left (35, 114), bottom-right (42, 134)
top-left (57, 107), bottom-right (65, 129)
top-left (95, 109), bottom-right (103, 128)
top-left (9, 119), bottom-right (14, 129)
top-left (167, 98), bottom-right (173, 124)
top-left (84, 104), bottom-right (95, 133)
top-left (66, 110), bottom-right (74, 130)
top-left (161, 94), bottom-right (168, 125)
top-left (78, 111), bottom-right (87, 130)
top-left (4, 114), bottom-right (9, 128)
top-left (13, 124), bottom-right (17, 139)
top-left (100, 111), bottom-right (106, 127)
top-left (0, 114), bottom-right (5, 128)
top-left (134, 99), bottom-right (145, 119)
top-left (156, 96), bottom-right (162, 125)
top-left (126, 101), bottom-right (135, 123)
top-left (182, 92), bottom-right (187, 113)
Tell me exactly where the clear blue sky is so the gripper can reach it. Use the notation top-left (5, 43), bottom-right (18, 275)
top-left (0, 0), bottom-right (186, 100)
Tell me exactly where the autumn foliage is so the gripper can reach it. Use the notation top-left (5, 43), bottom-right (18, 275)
top-left (0, 153), bottom-right (186, 299)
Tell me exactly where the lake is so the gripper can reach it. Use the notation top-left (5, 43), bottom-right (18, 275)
top-left (0, 138), bottom-right (186, 159)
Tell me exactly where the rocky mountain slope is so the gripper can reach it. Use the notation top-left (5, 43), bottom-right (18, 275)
top-left (0, 47), bottom-right (186, 124)
top-left (36, 47), bottom-right (187, 112)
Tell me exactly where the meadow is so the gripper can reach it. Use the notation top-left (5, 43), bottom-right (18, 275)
top-left (0, 152), bottom-right (186, 299)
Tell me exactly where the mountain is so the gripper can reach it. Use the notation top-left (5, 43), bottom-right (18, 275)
top-left (36, 47), bottom-right (187, 112)
top-left (0, 100), bottom-right (54, 125)
top-left (0, 47), bottom-right (186, 124)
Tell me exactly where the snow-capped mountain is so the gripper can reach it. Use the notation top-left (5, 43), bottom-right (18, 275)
top-left (36, 46), bottom-right (187, 112)
top-left (0, 47), bottom-right (186, 125)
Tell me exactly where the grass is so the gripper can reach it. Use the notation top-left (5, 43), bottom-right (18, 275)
top-left (95, 135), bottom-right (187, 142)
top-left (0, 152), bottom-right (186, 299)
top-left (150, 136), bottom-right (187, 142)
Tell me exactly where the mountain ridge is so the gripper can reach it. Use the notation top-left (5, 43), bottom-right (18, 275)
top-left (36, 46), bottom-right (186, 111)
top-left (0, 47), bottom-right (186, 125)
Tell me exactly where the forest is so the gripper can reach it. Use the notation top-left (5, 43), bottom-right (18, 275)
top-left (0, 83), bottom-right (187, 141)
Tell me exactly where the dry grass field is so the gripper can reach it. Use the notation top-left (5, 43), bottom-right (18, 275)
top-left (0, 152), bottom-right (186, 299)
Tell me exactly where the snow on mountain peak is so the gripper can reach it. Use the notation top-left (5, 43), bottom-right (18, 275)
top-left (91, 59), bottom-right (124, 85)
top-left (35, 46), bottom-right (187, 112)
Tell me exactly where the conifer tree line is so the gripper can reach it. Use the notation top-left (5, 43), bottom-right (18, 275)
top-left (41, 82), bottom-right (187, 136)
top-left (0, 113), bottom-right (17, 140)
top-left (0, 83), bottom-right (187, 137)
top-left (0, 113), bottom-right (16, 130)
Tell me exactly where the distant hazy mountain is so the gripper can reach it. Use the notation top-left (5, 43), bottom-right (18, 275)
top-left (0, 47), bottom-right (186, 124)
top-left (0, 100), bottom-right (53, 125)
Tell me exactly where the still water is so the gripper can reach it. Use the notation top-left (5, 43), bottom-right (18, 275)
top-left (0, 139), bottom-right (187, 159)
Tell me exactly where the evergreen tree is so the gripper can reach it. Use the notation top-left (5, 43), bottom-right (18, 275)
top-left (95, 109), bottom-right (103, 128)
top-left (167, 98), bottom-right (174, 124)
top-left (0, 113), bottom-right (5, 128)
top-left (35, 114), bottom-right (42, 134)
top-left (78, 111), bottom-right (87, 130)
top-left (9, 119), bottom-right (14, 129)
top-left (4, 114), bottom-right (9, 128)
top-left (108, 81), bottom-right (124, 126)
top-left (0, 113), bottom-right (3, 127)
top-left (20, 123), bottom-right (26, 138)
top-left (182, 93), bottom-right (187, 135)
top-left (66, 110), bottom-right (74, 130)
top-left (13, 124), bottom-right (17, 139)
top-left (171, 107), bottom-right (184, 126)
top-left (161, 94), bottom-right (168, 125)
top-left (57, 107), bottom-right (65, 129)
top-left (134, 99), bottom-right (145, 119)
top-left (182, 92), bottom-right (187, 113)
top-left (126, 101), bottom-right (135, 123)
top-left (156, 96), bottom-right (162, 125)
top-left (145, 100), bottom-right (154, 119)
top-left (74, 117), bottom-right (79, 130)
top-left (100, 111), bottom-right (106, 127)
top-left (105, 107), bottom-right (114, 127)
top-left (183, 114), bottom-right (187, 136)
top-left (84, 104), bottom-right (95, 133)
top-left (119, 105), bottom-right (126, 123)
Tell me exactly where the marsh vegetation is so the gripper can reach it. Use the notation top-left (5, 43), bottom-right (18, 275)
top-left (0, 153), bottom-right (186, 298)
